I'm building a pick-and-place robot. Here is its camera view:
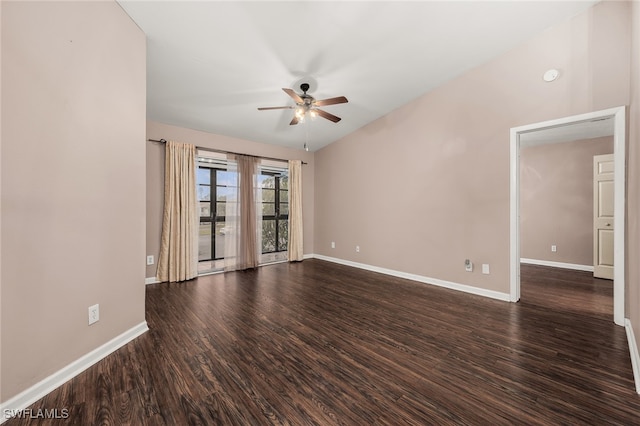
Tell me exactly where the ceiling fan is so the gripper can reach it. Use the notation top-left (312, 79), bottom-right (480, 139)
top-left (258, 83), bottom-right (348, 125)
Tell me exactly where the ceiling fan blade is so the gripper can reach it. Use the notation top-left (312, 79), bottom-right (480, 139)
top-left (282, 88), bottom-right (304, 104)
top-left (289, 115), bottom-right (300, 125)
top-left (314, 96), bottom-right (348, 107)
top-left (257, 106), bottom-right (293, 110)
top-left (315, 108), bottom-right (341, 123)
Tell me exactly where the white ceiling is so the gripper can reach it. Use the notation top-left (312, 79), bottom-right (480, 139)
top-left (118, 1), bottom-right (599, 152)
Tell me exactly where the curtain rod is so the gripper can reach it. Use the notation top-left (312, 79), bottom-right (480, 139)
top-left (148, 139), bottom-right (307, 165)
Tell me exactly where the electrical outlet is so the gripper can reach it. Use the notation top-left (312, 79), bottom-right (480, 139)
top-left (88, 304), bottom-right (99, 325)
top-left (146, 255), bottom-right (154, 265)
top-left (356, 245), bottom-right (360, 253)
top-left (465, 259), bottom-right (473, 272)
top-left (331, 241), bottom-right (335, 249)
top-left (551, 245), bottom-right (557, 253)
top-left (482, 264), bottom-right (490, 274)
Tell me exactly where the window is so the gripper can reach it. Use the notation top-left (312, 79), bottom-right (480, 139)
top-left (258, 170), bottom-right (288, 254)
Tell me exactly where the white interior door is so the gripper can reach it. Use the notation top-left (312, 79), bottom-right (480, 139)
top-left (593, 154), bottom-right (614, 280)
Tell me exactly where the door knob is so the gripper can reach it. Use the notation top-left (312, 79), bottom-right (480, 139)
top-left (606, 223), bottom-right (611, 226)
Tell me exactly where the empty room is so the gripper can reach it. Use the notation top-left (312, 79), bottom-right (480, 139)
top-left (2, 0), bottom-right (640, 424)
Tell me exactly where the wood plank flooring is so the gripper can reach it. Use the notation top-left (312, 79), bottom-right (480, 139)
top-left (5, 260), bottom-right (639, 425)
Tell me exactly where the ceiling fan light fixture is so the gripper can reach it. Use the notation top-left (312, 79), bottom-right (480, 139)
top-left (258, 83), bottom-right (348, 125)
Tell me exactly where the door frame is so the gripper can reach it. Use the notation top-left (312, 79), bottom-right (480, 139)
top-left (510, 106), bottom-right (626, 326)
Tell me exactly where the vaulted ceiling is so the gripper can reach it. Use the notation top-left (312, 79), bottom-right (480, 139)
top-left (119, 1), bottom-right (599, 151)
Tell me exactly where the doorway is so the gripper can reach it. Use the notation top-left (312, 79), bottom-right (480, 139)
top-left (510, 106), bottom-right (626, 326)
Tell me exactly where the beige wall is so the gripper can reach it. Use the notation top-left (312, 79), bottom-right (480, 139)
top-left (146, 121), bottom-right (314, 279)
top-left (629, 1), bottom-right (640, 355)
top-left (1, 1), bottom-right (146, 402)
top-left (314, 1), bottom-right (631, 294)
top-left (520, 137), bottom-right (613, 266)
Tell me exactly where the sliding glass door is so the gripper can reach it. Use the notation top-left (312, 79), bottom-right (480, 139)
top-left (197, 158), bottom-right (289, 271)
top-left (197, 165), bottom-right (237, 262)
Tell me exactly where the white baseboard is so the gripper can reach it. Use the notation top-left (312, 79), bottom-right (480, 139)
top-left (303, 253), bottom-right (314, 260)
top-left (0, 322), bottom-right (149, 424)
top-left (312, 254), bottom-right (510, 302)
top-left (145, 277), bottom-right (160, 285)
top-left (625, 319), bottom-right (640, 394)
top-left (520, 258), bottom-right (594, 272)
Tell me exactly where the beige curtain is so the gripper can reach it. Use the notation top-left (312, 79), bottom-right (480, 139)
top-left (157, 141), bottom-right (198, 282)
top-left (288, 160), bottom-right (304, 262)
top-left (224, 154), bottom-right (260, 271)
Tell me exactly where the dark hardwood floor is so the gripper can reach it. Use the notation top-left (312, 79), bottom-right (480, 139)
top-left (5, 260), bottom-right (639, 425)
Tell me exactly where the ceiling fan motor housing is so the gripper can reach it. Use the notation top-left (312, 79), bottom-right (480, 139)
top-left (300, 83), bottom-right (313, 105)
